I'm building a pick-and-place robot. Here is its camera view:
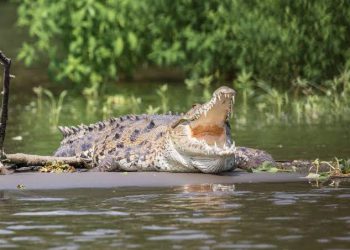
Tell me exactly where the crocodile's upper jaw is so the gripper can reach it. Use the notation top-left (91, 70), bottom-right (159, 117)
top-left (168, 86), bottom-right (236, 173)
top-left (190, 89), bottom-right (234, 147)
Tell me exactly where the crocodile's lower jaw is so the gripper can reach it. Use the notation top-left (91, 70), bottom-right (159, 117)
top-left (190, 156), bottom-right (235, 173)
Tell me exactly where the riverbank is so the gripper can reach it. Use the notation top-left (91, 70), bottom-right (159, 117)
top-left (0, 171), bottom-right (308, 190)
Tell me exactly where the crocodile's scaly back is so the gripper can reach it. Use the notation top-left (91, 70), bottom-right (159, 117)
top-left (55, 114), bottom-right (180, 171)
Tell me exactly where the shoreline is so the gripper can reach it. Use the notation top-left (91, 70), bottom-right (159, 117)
top-left (0, 171), bottom-right (307, 190)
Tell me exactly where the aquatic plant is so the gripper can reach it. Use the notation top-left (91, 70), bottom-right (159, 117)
top-left (102, 94), bottom-right (142, 119)
top-left (156, 84), bottom-right (169, 113)
top-left (250, 162), bottom-right (282, 173)
top-left (233, 71), bottom-right (254, 109)
top-left (146, 105), bottom-right (161, 115)
top-left (31, 86), bottom-right (68, 127)
top-left (306, 158), bottom-right (350, 182)
top-left (32, 86), bottom-right (44, 112)
top-left (43, 89), bottom-right (68, 128)
top-left (82, 82), bottom-right (100, 116)
top-left (231, 69), bottom-right (350, 125)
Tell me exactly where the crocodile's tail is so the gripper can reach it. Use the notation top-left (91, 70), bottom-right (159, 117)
top-left (234, 147), bottom-right (276, 170)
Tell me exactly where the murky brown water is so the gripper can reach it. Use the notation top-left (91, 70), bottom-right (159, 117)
top-left (0, 183), bottom-right (350, 249)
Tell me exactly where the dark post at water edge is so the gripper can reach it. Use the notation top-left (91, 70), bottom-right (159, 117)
top-left (0, 51), bottom-right (11, 158)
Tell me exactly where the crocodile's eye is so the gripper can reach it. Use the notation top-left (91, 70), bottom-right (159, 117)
top-left (171, 118), bottom-right (190, 129)
top-left (192, 103), bottom-right (200, 108)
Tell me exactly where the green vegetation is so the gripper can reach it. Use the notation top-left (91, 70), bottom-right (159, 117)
top-left (27, 68), bottom-right (350, 128)
top-left (233, 69), bottom-right (350, 125)
top-left (32, 87), bottom-right (67, 128)
top-left (17, 0), bottom-right (350, 87)
top-left (14, 0), bottom-right (350, 126)
top-left (306, 158), bottom-right (350, 181)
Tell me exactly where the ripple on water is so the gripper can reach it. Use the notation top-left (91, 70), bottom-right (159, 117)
top-left (67, 229), bottom-right (120, 242)
top-left (105, 194), bottom-right (159, 203)
top-left (81, 229), bottom-right (120, 236)
top-left (142, 225), bottom-right (178, 231)
top-left (177, 216), bottom-right (241, 224)
top-left (275, 235), bottom-right (303, 241)
top-left (337, 216), bottom-right (350, 224)
top-left (0, 239), bottom-right (17, 249)
top-left (16, 197), bottom-right (67, 202)
top-left (7, 225), bottom-right (66, 230)
top-left (13, 210), bottom-right (129, 216)
top-left (216, 243), bottom-right (277, 249)
top-left (337, 194), bottom-right (350, 198)
top-left (12, 236), bottom-right (42, 242)
top-left (0, 229), bottom-right (14, 235)
top-left (148, 229), bottom-right (212, 241)
top-left (48, 243), bottom-right (80, 250)
top-left (265, 217), bottom-right (298, 221)
top-left (333, 236), bottom-right (350, 242)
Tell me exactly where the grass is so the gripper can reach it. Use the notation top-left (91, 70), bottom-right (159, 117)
top-left (233, 68), bottom-right (350, 125)
top-left (32, 86), bottom-right (67, 128)
top-left (27, 68), bottom-right (350, 130)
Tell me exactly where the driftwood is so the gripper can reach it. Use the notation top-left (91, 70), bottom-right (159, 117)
top-left (4, 153), bottom-right (85, 167)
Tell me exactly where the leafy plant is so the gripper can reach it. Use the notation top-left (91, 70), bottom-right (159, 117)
top-left (16, 0), bottom-right (350, 86)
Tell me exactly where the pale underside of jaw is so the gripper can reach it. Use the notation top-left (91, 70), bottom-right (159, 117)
top-left (188, 93), bottom-right (235, 155)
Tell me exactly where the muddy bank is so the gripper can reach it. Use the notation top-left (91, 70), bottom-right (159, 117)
top-left (0, 170), bottom-right (308, 190)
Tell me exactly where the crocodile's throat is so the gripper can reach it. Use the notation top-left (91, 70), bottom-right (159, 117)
top-left (189, 90), bottom-right (234, 147)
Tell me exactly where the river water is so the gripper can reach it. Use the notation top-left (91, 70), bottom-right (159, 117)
top-left (1, 2), bottom-right (350, 250)
top-left (1, 183), bottom-right (350, 249)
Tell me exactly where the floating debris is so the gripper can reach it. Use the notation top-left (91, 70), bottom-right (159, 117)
top-left (16, 184), bottom-right (25, 190)
top-left (39, 161), bottom-right (76, 173)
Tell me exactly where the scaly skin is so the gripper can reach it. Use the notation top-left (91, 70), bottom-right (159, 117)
top-left (55, 86), bottom-right (275, 173)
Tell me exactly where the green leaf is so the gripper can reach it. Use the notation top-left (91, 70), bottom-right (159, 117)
top-left (114, 37), bottom-right (124, 56)
top-left (128, 32), bottom-right (138, 50)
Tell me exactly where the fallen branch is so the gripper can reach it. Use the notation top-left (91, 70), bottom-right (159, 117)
top-left (4, 153), bottom-right (86, 167)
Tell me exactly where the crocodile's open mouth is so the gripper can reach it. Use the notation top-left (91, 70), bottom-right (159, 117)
top-left (171, 86), bottom-right (236, 156)
top-left (189, 87), bottom-right (235, 149)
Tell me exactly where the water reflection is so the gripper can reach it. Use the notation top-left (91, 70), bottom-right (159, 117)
top-left (0, 183), bottom-right (349, 249)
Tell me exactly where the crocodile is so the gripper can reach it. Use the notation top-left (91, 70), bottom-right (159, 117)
top-left (54, 86), bottom-right (274, 173)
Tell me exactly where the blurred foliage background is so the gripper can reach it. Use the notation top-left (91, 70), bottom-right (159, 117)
top-left (16, 0), bottom-right (350, 87)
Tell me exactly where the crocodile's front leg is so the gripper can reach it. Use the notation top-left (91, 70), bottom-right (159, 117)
top-left (90, 155), bottom-right (122, 172)
top-left (234, 146), bottom-right (275, 170)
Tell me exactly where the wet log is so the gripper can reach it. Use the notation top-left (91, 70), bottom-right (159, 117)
top-left (4, 153), bottom-right (86, 167)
